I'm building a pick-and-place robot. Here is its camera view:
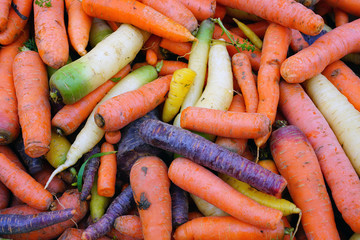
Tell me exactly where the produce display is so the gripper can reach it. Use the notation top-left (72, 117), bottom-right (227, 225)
top-left (1, 0), bottom-right (360, 239)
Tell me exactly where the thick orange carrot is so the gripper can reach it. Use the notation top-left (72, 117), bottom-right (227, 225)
top-left (94, 75), bottom-right (172, 131)
top-left (290, 29), bottom-right (309, 52)
top-left (0, 0), bottom-right (11, 31)
top-left (281, 18), bottom-right (360, 83)
top-left (146, 49), bottom-right (158, 66)
top-left (0, 0), bottom-right (32, 45)
top-left (322, 60), bottom-right (360, 112)
top-left (173, 216), bottom-right (285, 240)
top-left (97, 142), bottom-right (117, 198)
top-left (177, 0), bottom-right (216, 20)
top-left (0, 25), bottom-right (29, 145)
top-left (82, 0), bottom-right (196, 43)
top-left (270, 125), bottom-right (340, 240)
top-left (230, 21), bottom-right (269, 39)
top-left (51, 64), bottom-right (131, 136)
top-left (168, 157), bottom-right (283, 230)
top-left (0, 153), bottom-right (53, 210)
top-left (33, 163), bottom-right (66, 195)
top-left (105, 130), bottom-right (122, 144)
top-left (279, 80), bottom-right (360, 233)
top-left (334, 8), bottom-right (349, 27)
top-left (217, 0), bottom-right (324, 36)
top-left (34, 0), bottom-right (69, 69)
top-left (254, 23), bottom-right (291, 148)
top-left (159, 38), bottom-right (192, 60)
top-left (114, 215), bottom-right (143, 239)
top-left (65, 0), bottom-right (92, 56)
top-left (130, 156), bottom-right (172, 239)
top-left (323, 0), bottom-right (360, 17)
top-left (232, 53), bottom-right (258, 113)
top-left (180, 106), bottom-right (272, 139)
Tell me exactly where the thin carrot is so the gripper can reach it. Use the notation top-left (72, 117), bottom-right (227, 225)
top-left (97, 142), bottom-right (117, 198)
top-left (65, 0), bottom-right (93, 56)
top-left (281, 18), bottom-right (360, 83)
top-left (94, 75), bottom-right (172, 131)
top-left (159, 38), bottom-right (192, 60)
top-left (0, 153), bottom-right (53, 210)
top-left (270, 125), bottom-right (340, 239)
top-left (105, 130), bottom-right (122, 145)
top-left (0, 0), bottom-right (32, 45)
top-left (217, 0), bottom-right (324, 36)
top-left (230, 20), bottom-right (269, 39)
top-left (13, 47), bottom-right (51, 158)
top-left (114, 215), bottom-right (143, 240)
top-left (177, 0), bottom-right (216, 20)
top-left (34, 0), bottom-right (69, 69)
top-left (143, 34), bottom-right (164, 60)
top-left (169, 157), bottom-right (283, 229)
top-left (213, 3), bottom-right (226, 20)
top-left (130, 156), bottom-right (172, 239)
top-left (145, 49), bottom-right (158, 66)
top-left (258, 160), bottom-right (279, 175)
top-left (254, 23), bottom-right (291, 148)
top-left (232, 53), bottom-right (258, 113)
top-left (334, 8), bottom-right (349, 27)
top-left (82, 0), bottom-right (196, 43)
top-left (51, 64), bottom-right (131, 136)
top-left (225, 7), bottom-right (263, 22)
top-left (322, 0), bottom-right (360, 17)
top-left (158, 61), bottom-right (189, 76)
top-left (233, 18), bottom-right (263, 49)
top-left (290, 29), bottom-right (309, 53)
top-left (0, 0), bottom-right (11, 31)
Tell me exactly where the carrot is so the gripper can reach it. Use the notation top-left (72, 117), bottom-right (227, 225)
top-left (258, 160), bottom-right (279, 175)
top-left (0, 153), bottom-right (53, 210)
top-left (233, 18), bottom-right (263, 49)
top-left (0, 182), bottom-right (9, 210)
top-left (334, 8), bottom-right (349, 27)
top-left (80, 145), bottom-right (101, 201)
top-left (232, 53), bottom-right (258, 113)
top-left (145, 49), bottom-right (158, 66)
top-left (188, 211), bottom-right (203, 220)
top-left (105, 131), bottom-right (122, 145)
top-left (34, 0), bottom-right (69, 69)
top-left (0, 0), bottom-right (32, 45)
top-left (169, 157), bottom-right (283, 229)
top-left (33, 163), bottom-right (66, 195)
top-left (171, 183), bottom-right (189, 227)
top-left (65, 0), bottom-right (92, 56)
top-left (322, 0), bottom-right (360, 17)
top-left (51, 64), bottom-right (131, 136)
top-left (173, 216), bottom-right (285, 240)
top-left (44, 129), bottom-right (71, 169)
top-left (157, 60), bottom-right (189, 76)
top-left (281, 18), bottom-right (360, 83)
top-left (213, 2), bottom-right (226, 20)
top-left (82, 0), bottom-right (196, 43)
top-left (106, 20), bottom-right (121, 31)
top-left (314, 0), bottom-right (333, 16)
top-left (97, 142), bottom-right (117, 198)
top-left (89, 18), bottom-right (113, 48)
top-left (58, 228), bottom-right (112, 240)
top-left (95, 75), bottom-right (172, 131)
top-left (159, 38), bottom-right (192, 60)
top-left (254, 23), bottom-right (291, 148)
top-left (0, 0), bottom-right (11, 31)
top-left (177, 0), bottom-right (216, 20)
top-left (0, 26), bottom-right (29, 145)
top-left (225, 7), bottom-right (263, 22)
top-left (143, 34), bottom-right (164, 60)
top-left (290, 29), bottom-right (309, 53)
top-left (270, 125), bottom-right (340, 239)
top-left (114, 215), bottom-right (143, 239)
top-left (279, 80), bottom-right (360, 232)
top-left (13, 48), bottom-right (51, 158)
top-left (130, 156), bottom-right (172, 239)
top-left (321, 60), bottom-right (360, 112)
top-left (230, 21), bottom-right (269, 39)
top-left (217, 0), bottom-right (324, 36)
top-left (0, 145), bottom-right (26, 171)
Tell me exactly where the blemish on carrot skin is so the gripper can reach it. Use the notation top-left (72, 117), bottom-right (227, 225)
top-left (136, 192), bottom-right (151, 210)
top-left (141, 167), bottom-right (148, 175)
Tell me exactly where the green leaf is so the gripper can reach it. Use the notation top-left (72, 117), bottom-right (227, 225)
top-left (111, 77), bottom-right (122, 83)
top-left (35, 0), bottom-right (52, 7)
top-left (23, 38), bottom-right (38, 52)
top-left (77, 151), bottom-right (117, 192)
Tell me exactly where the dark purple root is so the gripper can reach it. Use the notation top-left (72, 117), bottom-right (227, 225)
top-left (171, 183), bottom-right (189, 227)
top-left (13, 136), bottom-right (43, 175)
top-left (301, 29), bottom-right (327, 45)
top-left (80, 145), bottom-right (101, 201)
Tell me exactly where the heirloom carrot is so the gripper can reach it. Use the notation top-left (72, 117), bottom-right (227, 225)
top-left (145, 49), bottom-right (158, 66)
top-left (143, 34), bottom-right (163, 60)
top-left (334, 8), bottom-right (349, 27)
top-left (230, 21), bottom-right (269, 39)
top-left (233, 18), bottom-right (263, 49)
top-left (114, 215), bottom-right (143, 239)
top-left (97, 142), bottom-right (117, 198)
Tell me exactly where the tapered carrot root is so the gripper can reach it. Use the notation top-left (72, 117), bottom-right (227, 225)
top-left (230, 21), bottom-right (269, 39)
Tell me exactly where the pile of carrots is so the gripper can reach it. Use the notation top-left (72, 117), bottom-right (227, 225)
top-left (1, 0), bottom-right (360, 239)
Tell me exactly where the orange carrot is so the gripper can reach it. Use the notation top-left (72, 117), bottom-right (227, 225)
top-left (51, 64), bottom-right (131, 136)
top-left (322, 0), bottom-right (360, 17)
top-left (188, 211), bottom-right (204, 220)
top-left (213, 24), bottom-right (261, 71)
top-left (281, 18), bottom-right (360, 83)
top-left (180, 106), bottom-right (272, 139)
top-left (0, 0), bottom-right (11, 31)
top-left (114, 215), bottom-right (143, 239)
top-left (0, 25), bottom-right (29, 145)
top-left (58, 228), bottom-right (112, 240)
top-left (82, 0), bottom-right (196, 43)
top-left (241, 146), bottom-right (255, 161)
top-left (0, 153), bottom-right (53, 210)
top-left (105, 130), bottom-right (122, 145)
top-left (168, 157), bottom-right (283, 230)
top-left (143, 34), bottom-right (164, 60)
top-left (138, 0), bottom-right (198, 32)
top-left (214, 94), bottom-right (248, 156)
top-left (65, 0), bottom-right (93, 56)
top-left (177, 0), bottom-right (216, 20)
top-left (232, 53), bottom-right (258, 113)
top-left (0, 144), bottom-right (26, 171)
top-left (158, 60), bottom-right (188, 75)
top-left (34, 0), bottom-right (69, 69)
top-left (229, 20), bottom-right (269, 39)
top-left (13, 48), bottom-right (51, 158)
top-left (290, 29), bottom-right (309, 53)
top-left (254, 23), bottom-right (291, 148)
top-left (270, 125), bottom-right (340, 239)
top-left (97, 142), bottom-right (117, 198)
top-left (217, 0), bottom-right (324, 36)
top-left (0, 182), bottom-right (9, 209)
top-left (106, 20), bottom-right (121, 31)
top-left (33, 163), bottom-right (66, 195)
top-left (107, 228), bottom-right (141, 240)
top-left (130, 156), bottom-right (172, 239)
top-left (146, 49), bottom-right (158, 66)
top-left (322, 60), bottom-right (360, 112)
top-left (314, 0), bottom-right (332, 16)
top-left (213, 3), bottom-right (226, 20)
top-left (334, 8), bottom-right (349, 27)
top-left (159, 38), bottom-right (192, 60)
top-left (173, 216), bottom-right (285, 240)
top-left (0, 0), bottom-right (32, 45)
top-left (94, 75), bottom-right (172, 131)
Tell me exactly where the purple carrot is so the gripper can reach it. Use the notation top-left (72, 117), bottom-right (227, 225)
top-left (0, 208), bottom-right (75, 235)
top-left (82, 185), bottom-right (135, 240)
top-left (171, 183), bottom-right (189, 228)
top-left (138, 119), bottom-right (287, 196)
top-left (80, 145), bottom-right (101, 201)
top-left (13, 135), bottom-right (43, 174)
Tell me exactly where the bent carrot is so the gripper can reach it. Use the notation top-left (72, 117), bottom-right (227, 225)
top-left (169, 157), bottom-right (283, 229)
top-left (130, 156), bottom-right (172, 239)
top-left (159, 38), bottom-right (192, 60)
top-left (230, 20), bottom-right (269, 39)
top-left (145, 49), bottom-right (157, 66)
top-left (281, 18), bottom-right (360, 83)
top-left (143, 34), bottom-right (163, 60)
top-left (322, 0), bottom-right (360, 17)
top-left (97, 142), bottom-right (117, 198)
top-left (0, 0), bottom-right (11, 31)
top-left (114, 215), bottom-right (143, 239)
top-left (13, 48), bottom-right (51, 158)
top-left (233, 18), bottom-right (263, 49)
top-left (157, 60), bottom-right (189, 76)
top-left (65, 0), bottom-right (92, 56)
top-left (34, 0), bottom-right (69, 69)
top-left (105, 131), bottom-right (122, 145)
top-left (177, 0), bottom-right (216, 20)
top-left (82, 0), bottom-right (196, 43)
